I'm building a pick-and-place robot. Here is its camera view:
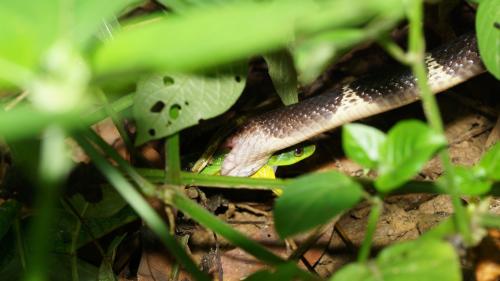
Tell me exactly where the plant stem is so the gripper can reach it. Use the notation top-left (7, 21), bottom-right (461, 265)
top-left (80, 132), bottom-right (317, 279)
top-left (84, 129), bottom-right (156, 196)
top-left (14, 219), bottom-right (27, 271)
top-left (75, 135), bottom-right (210, 281)
top-left (357, 197), bottom-right (382, 262)
top-left (24, 127), bottom-right (67, 281)
top-left (406, 0), bottom-right (471, 243)
top-left (169, 189), bottom-right (286, 265)
top-left (165, 134), bottom-right (182, 185)
top-left (69, 203), bottom-right (88, 281)
top-left (95, 89), bottom-right (135, 159)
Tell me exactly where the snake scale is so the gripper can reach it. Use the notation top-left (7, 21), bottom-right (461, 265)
top-left (221, 33), bottom-right (486, 177)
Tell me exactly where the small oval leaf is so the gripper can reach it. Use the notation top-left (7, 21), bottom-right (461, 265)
top-left (375, 120), bottom-right (446, 192)
top-left (274, 171), bottom-right (363, 238)
top-left (342, 123), bottom-right (386, 169)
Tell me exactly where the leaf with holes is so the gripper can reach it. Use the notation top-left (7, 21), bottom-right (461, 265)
top-left (133, 65), bottom-right (246, 144)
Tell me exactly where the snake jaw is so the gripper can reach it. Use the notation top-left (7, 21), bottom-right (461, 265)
top-left (221, 126), bottom-right (274, 177)
top-left (221, 151), bottom-right (271, 177)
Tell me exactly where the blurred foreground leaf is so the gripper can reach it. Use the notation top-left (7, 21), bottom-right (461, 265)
top-left (438, 166), bottom-right (492, 196)
top-left (331, 239), bottom-right (461, 281)
top-left (93, 0), bottom-right (405, 75)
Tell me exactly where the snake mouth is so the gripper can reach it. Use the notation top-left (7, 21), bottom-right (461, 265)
top-left (220, 128), bottom-right (275, 177)
top-left (221, 152), bottom-right (270, 177)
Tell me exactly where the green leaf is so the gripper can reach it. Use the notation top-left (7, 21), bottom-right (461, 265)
top-left (293, 29), bottom-right (367, 84)
top-left (93, 0), bottom-right (405, 75)
top-left (0, 230), bottom-right (16, 275)
top-left (70, 185), bottom-right (127, 218)
top-left (478, 142), bottom-right (500, 180)
top-left (0, 200), bottom-right (21, 240)
top-left (342, 123), bottom-right (386, 169)
top-left (438, 166), bottom-right (491, 196)
top-left (264, 50), bottom-right (299, 105)
top-left (480, 213), bottom-right (500, 228)
top-left (375, 120), bottom-right (446, 192)
top-left (50, 206), bottom-right (137, 253)
top-left (331, 239), bottom-right (461, 281)
top-left (72, 0), bottom-right (142, 47)
top-left (0, 0), bottom-right (60, 75)
top-left (0, 223), bottom-right (100, 281)
top-left (476, 0), bottom-right (500, 79)
top-left (274, 171), bottom-right (363, 238)
top-left (158, 0), bottom-right (239, 13)
top-left (98, 234), bottom-right (126, 281)
top-left (244, 262), bottom-right (314, 281)
top-left (133, 65), bottom-right (246, 144)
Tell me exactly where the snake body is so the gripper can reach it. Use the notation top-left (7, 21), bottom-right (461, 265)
top-left (221, 33), bottom-right (486, 177)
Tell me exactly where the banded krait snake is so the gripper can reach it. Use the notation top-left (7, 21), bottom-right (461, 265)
top-left (221, 33), bottom-right (486, 177)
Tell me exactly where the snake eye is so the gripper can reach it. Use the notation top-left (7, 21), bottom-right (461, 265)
top-left (294, 147), bottom-right (303, 157)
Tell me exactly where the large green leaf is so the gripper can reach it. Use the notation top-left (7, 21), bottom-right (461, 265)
top-left (158, 0), bottom-right (239, 13)
top-left (93, 0), bottom-right (405, 75)
top-left (72, 0), bottom-right (142, 47)
top-left (264, 50), bottom-right (299, 105)
top-left (476, 0), bottom-right (500, 79)
top-left (342, 123), bottom-right (386, 169)
top-left (274, 171), bottom-right (363, 238)
top-left (293, 29), bottom-right (367, 84)
top-left (133, 65), bottom-right (246, 144)
top-left (0, 0), bottom-right (139, 87)
top-left (375, 120), bottom-right (446, 192)
top-left (0, 0), bottom-right (61, 84)
top-left (331, 239), bottom-right (461, 281)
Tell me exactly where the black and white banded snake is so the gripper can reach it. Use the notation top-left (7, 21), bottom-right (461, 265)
top-left (220, 33), bottom-right (487, 177)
